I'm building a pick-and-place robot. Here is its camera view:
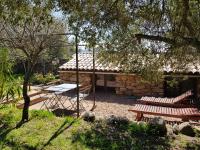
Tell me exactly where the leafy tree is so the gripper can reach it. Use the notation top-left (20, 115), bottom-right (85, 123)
top-left (11, 29), bottom-right (72, 76)
top-left (58, 0), bottom-right (200, 82)
top-left (0, 0), bottom-right (64, 123)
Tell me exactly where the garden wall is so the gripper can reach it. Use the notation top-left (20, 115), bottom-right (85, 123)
top-left (115, 74), bottom-right (164, 97)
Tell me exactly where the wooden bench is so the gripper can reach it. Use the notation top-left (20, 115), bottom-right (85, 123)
top-left (128, 103), bottom-right (200, 121)
top-left (139, 90), bottom-right (193, 107)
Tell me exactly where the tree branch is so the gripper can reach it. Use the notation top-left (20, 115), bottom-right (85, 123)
top-left (135, 33), bottom-right (200, 51)
top-left (181, 0), bottom-right (195, 35)
top-left (135, 34), bottom-right (176, 45)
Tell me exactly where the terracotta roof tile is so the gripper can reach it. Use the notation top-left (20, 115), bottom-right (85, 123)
top-left (59, 53), bottom-right (200, 74)
top-left (59, 52), bottom-right (120, 72)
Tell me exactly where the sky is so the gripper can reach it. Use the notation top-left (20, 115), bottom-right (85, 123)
top-left (52, 11), bottom-right (91, 52)
top-left (52, 10), bottom-right (63, 19)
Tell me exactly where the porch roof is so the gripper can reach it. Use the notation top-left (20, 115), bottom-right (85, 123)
top-left (59, 53), bottom-right (200, 74)
top-left (59, 53), bottom-right (120, 72)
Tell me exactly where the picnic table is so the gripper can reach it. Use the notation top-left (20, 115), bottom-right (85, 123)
top-left (41, 83), bottom-right (80, 110)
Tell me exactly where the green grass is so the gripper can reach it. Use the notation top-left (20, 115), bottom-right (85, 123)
top-left (0, 105), bottom-right (200, 150)
top-left (0, 105), bottom-right (86, 150)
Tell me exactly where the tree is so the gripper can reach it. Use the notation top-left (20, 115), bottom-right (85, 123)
top-left (57, 0), bottom-right (200, 81)
top-left (0, 0), bottom-right (64, 123)
top-left (58, 0), bottom-right (200, 50)
top-left (11, 28), bottom-right (72, 76)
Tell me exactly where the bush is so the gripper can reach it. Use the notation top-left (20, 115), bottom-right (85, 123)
top-left (31, 73), bottom-right (45, 84)
top-left (128, 122), bottom-right (149, 136)
top-left (148, 117), bottom-right (167, 136)
top-left (106, 115), bottom-right (129, 130)
top-left (31, 73), bottom-right (56, 85)
top-left (45, 73), bottom-right (56, 83)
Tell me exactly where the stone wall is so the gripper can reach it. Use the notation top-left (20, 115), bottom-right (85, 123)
top-left (115, 74), bottom-right (164, 97)
top-left (59, 72), bottom-right (164, 97)
top-left (59, 72), bottom-right (91, 85)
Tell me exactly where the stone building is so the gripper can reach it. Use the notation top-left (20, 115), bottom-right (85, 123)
top-left (59, 53), bottom-right (200, 98)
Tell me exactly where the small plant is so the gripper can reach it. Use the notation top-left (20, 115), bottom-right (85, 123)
top-left (128, 122), bottom-right (149, 136)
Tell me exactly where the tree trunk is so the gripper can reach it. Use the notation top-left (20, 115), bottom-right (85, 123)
top-left (21, 60), bottom-right (34, 123)
top-left (21, 72), bottom-right (31, 122)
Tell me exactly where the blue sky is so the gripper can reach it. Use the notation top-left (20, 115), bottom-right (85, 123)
top-left (52, 10), bottom-right (88, 51)
top-left (52, 10), bottom-right (63, 19)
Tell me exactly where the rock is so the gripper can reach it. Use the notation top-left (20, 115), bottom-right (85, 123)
top-left (137, 121), bottom-right (146, 126)
top-left (179, 122), bottom-right (195, 137)
top-left (82, 111), bottom-right (95, 122)
top-left (172, 124), bottom-right (179, 134)
top-left (167, 125), bottom-right (175, 138)
top-left (106, 115), bottom-right (129, 126)
top-left (148, 117), bottom-right (167, 136)
top-left (194, 126), bottom-right (200, 137)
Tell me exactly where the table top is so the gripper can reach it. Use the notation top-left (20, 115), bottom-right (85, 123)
top-left (45, 83), bottom-right (80, 92)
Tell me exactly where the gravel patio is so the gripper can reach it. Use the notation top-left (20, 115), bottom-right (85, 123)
top-left (26, 90), bottom-right (138, 120)
top-left (16, 87), bottom-right (190, 123)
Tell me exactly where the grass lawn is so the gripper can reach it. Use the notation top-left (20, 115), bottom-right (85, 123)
top-left (0, 105), bottom-right (200, 150)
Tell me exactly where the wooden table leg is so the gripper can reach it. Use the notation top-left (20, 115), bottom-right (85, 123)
top-left (136, 112), bottom-right (143, 121)
top-left (182, 117), bottom-right (189, 122)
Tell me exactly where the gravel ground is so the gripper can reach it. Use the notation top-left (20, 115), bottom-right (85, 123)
top-left (28, 90), bottom-right (199, 123)
top-left (29, 91), bottom-right (138, 120)
top-left (85, 92), bottom-right (137, 120)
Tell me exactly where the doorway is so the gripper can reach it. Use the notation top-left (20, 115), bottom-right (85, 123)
top-left (95, 74), bottom-right (116, 93)
top-left (164, 77), bottom-right (197, 98)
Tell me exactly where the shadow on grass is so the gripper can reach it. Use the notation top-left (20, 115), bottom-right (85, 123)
top-left (0, 125), bottom-right (16, 140)
top-left (71, 120), bottom-right (171, 150)
top-left (52, 108), bottom-right (76, 117)
top-left (2, 140), bottom-right (37, 150)
top-left (0, 118), bottom-right (32, 149)
top-left (0, 124), bottom-right (16, 149)
top-left (41, 118), bottom-right (76, 150)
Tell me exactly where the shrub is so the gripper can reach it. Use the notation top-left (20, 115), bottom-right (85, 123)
top-left (44, 73), bottom-right (56, 83)
top-left (106, 115), bottom-right (129, 129)
top-left (31, 73), bottom-right (56, 85)
top-left (147, 117), bottom-right (167, 136)
top-left (147, 124), bottom-right (167, 136)
top-left (128, 122), bottom-right (149, 136)
top-left (31, 73), bottom-right (46, 84)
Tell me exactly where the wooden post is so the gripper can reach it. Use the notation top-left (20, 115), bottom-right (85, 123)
top-left (92, 47), bottom-right (96, 107)
top-left (104, 74), bottom-right (107, 92)
top-left (75, 34), bottom-right (79, 118)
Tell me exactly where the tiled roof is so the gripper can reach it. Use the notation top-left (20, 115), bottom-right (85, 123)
top-left (59, 53), bottom-right (200, 74)
top-left (163, 64), bottom-right (200, 74)
top-left (59, 53), bottom-right (120, 72)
